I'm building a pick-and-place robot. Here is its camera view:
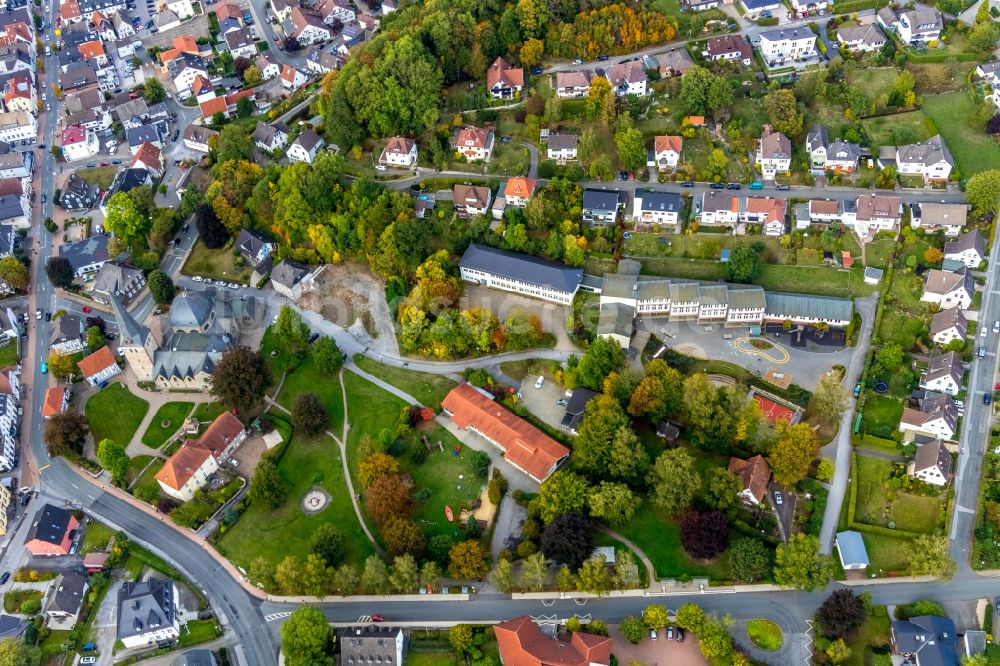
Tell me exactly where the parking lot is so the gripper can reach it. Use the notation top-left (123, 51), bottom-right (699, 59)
top-left (608, 625), bottom-right (708, 666)
top-left (516, 376), bottom-right (570, 432)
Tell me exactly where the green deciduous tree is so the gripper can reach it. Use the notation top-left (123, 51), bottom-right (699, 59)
top-left (292, 393), bottom-right (329, 437)
top-left (726, 244), bottom-right (761, 283)
top-left (0, 256), bottom-right (28, 291)
top-left (488, 558), bottom-right (513, 592)
top-left (966, 170), bottom-right (1000, 214)
top-left (281, 606), bottom-right (333, 666)
top-left (448, 540), bottom-right (490, 579)
top-left (96, 439), bottom-right (128, 485)
top-left (572, 394), bottom-right (630, 479)
top-left (648, 448), bottom-right (700, 516)
top-left (701, 468), bottom-right (741, 511)
top-left (676, 603), bottom-right (705, 632)
top-left (360, 555), bottom-right (391, 594)
top-left (312, 336), bottom-right (345, 373)
top-left (104, 191), bottom-right (151, 248)
top-left (907, 534), bottom-right (956, 579)
top-left (147, 270), bottom-right (175, 305)
top-left (573, 336), bottom-right (625, 391)
top-left (0, 640), bottom-right (41, 666)
top-left (619, 616), bottom-right (645, 643)
top-left (642, 604), bottom-right (669, 629)
top-left (310, 524), bottom-right (344, 567)
top-left (142, 78), bottom-right (166, 103)
top-left (389, 554), bottom-right (419, 593)
top-left (768, 422), bottom-right (821, 487)
top-left (249, 458), bottom-right (287, 510)
top-left (774, 534), bottom-right (833, 591)
top-left (764, 89), bottom-right (803, 137)
top-left (43, 411), bottom-right (89, 457)
top-left (211, 346), bottom-right (272, 411)
top-left (45, 257), bottom-right (75, 288)
top-left (810, 371), bottom-right (849, 426)
top-left (538, 470), bottom-right (590, 523)
top-left (448, 625), bottom-right (474, 655)
top-left (518, 552), bottom-right (548, 591)
top-left (587, 481), bottom-right (639, 527)
top-left (615, 125), bottom-right (646, 171)
top-left (576, 554), bottom-right (612, 596)
top-left (730, 538), bottom-right (771, 583)
top-left (585, 76), bottom-right (616, 125)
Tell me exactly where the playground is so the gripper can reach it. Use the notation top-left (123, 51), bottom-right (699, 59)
top-left (747, 387), bottom-right (802, 426)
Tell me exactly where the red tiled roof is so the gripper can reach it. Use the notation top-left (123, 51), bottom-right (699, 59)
top-left (199, 95), bottom-right (227, 118)
top-left (156, 445), bottom-right (214, 491)
top-left (189, 410), bottom-right (244, 455)
top-left (744, 196), bottom-right (786, 222)
top-left (42, 387), bottom-right (66, 418)
top-left (494, 616), bottom-right (611, 666)
top-left (655, 135), bottom-right (683, 155)
top-left (78, 40), bottom-right (104, 60)
top-left (504, 177), bottom-right (535, 199)
top-left (728, 455), bottom-right (771, 503)
top-left (77, 346), bottom-right (116, 378)
top-left (486, 57), bottom-right (524, 89)
top-left (441, 384), bottom-right (569, 482)
top-left (131, 142), bottom-right (162, 172)
top-left (61, 124), bottom-right (86, 146)
top-left (215, 2), bottom-right (243, 21)
top-left (383, 136), bottom-right (414, 156)
top-left (455, 126), bottom-right (490, 149)
top-left (60, 0), bottom-right (81, 21)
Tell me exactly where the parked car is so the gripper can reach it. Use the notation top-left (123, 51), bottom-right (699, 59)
top-left (676, 627), bottom-right (685, 642)
top-left (35, 309), bottom-right (41, 320)
top-left (228, 282), bottom-right (240, 289)
top-left (370, 614), bottom-right (385, 622)
top-left (572, 58), bottom-right (582, 64)
top-left (596, 54), bottom-right (608, 61)
top-left (80, 658), bottom-right (96, 665)
top-left (82, 306), bottom-right (90, 313)
top-left (650, 629), bottom-right (657, 641)
top-left (667, 626), bottom-right (675, 640)
top-left (709, 182), bottom-right (724, 189)
top-left (535, 375), bottom-right (545, 389)
top-left (556, 399), bottom-right (567, 406)
top-left (45, 312), bottom-right (51, 321)
top-left (228, 458), bottom-right (240, 467)
top-left (308, 332), bottom-right (320, 344)
top-left (985, 393), bottom-right (993, 405)
top-left (0, 572), bottom-right (10, 585)
top-left (726, 182), bottom-right (741, 190)
top-left (81, 644), bottom-right (97, 652)
top-left (40, 362), bottom-right (47, 374)
top-left (192, 276), bottom-right (203, 282)
top-left (776, 184), bottom-right (790, 190)
top-left (680, 181), bottom-right (694, 188)
top-left (774, 491), bottom-right (783, 505)
top-left (531, 67), bottom-right (543, 74)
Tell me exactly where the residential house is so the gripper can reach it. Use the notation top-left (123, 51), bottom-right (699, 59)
top-left (546, 133), bottom-right (578, 162)
top-left (921, 268), bottom-right (974, 310)
top-left (632, 189), bottom-right (682, 232)
top-left (823, 139), bottom-right (863, 173)
top-left (339, 627), bottom-right (405, 666)
top-left (1, 75), bottom-right (34, 114)
top-left (171, 650), bottom-right (217, 666)
top-left (381, 0), bottom-right (397, 11)
top-left (486, 57), bottom-right (523, 99)
top-left (270, 259), bottom-right (315, 299)
top-left (929, 308), bottom-right (967, 346)
top-left (501, 177), bottom-right (535, 208)
top-left (740, 0), bottom-right (783, 17)
top-left (453, 184), bottom-right (492, 219)
top-left (269, 0), bottom-right (296, 21)
top-left (919, 351), bottom-right (964, 396)
top-left (116, 579), bottom-right (180, 649)
top-left (59, 234), bottom-right (111, 278)
top-left (837, 23), bottom-right (886, 52)
top-left (224, 28), bottom-right (257, 59)
top-left (155, 445), bottom-right (219, 501)
top-left (25, 504), bottom-right (79, 556)
top-left (182, 125), bottom-right (217, 154)
top-left (700, 190), bottom-right (740, 227)
top-left (899, 392), bottom-right (958, 440)
top-left (756, 129), bottom-right (792, 179)
top-left (92, 260), bottom-right (146, 306)
top-left (704, 34), bottom-right (753, 65)
top-left (728, 455), bottom-right (771, 505)
top-left (581, 189), bottom-right (622, 226)
top-left (560, 387), bottom-right (597, 433)
top-left (495, 616), bottom-right (610, 666)
top-left (0, 152), bottom-right (29, 180)
top-left (236, 229), bottom-right (275, 267)
top-left (806, 124), bottom-right (829, 171)
top-left (318, 0), bottom-right (355, 24)
top-left (43, 572), bottom-right (88, 629)
top-left (890, 7), bottom-right (944, 43)
top-left (280, 64), bottom-right (308, 90)
top-left (744, 196), bottom-right (787, 236)
top-left (655, 48), bottom-right (695, 77)
top-left (651, 135), bottom-right (683, 170)
top-left (255, 52), bottom-right (281, 81)
top-left (42, 387), bottom-right (69, 419)
top-left (910, 202), bottom-right (967, 237)
top-left (607, 60), bottom-right (647, 96)
top-left (596, 302), bottom-right (635, 349)
top-left (50, 314), bottom-right (85, 355)
top-left (835, 531), bottom-right (870, 571)
top-left (162, 0), bottom-right (195, 19)
top-left (755, 26), bottom-right (817, 66)
top-left (185, 410), bottom-right (247, 460)
top-left (0, 195), bottom-right (27, 229)
top-left (125, 125), bottom-right (164, 154)
top-left (896, 135), bottom-right (953, 182)
top-left (130, 142), bottom-right (163, 178)
top-left (442, 384), bottom-right (571, 482)
top-left (891, 615), bottom-right (958, 665)
top-left (332, 24), bottom-right (370, 54)
top-left (943, 230), bottom-right (985, 269)
top-left (289, 8), bottom-right (332, 45)
top-left (0, 110), bottom-right (34, 144)
top-left (378, 136), bottom-right (417, 168)
top-left (453, 126), bottom-right (494, 162)
top-left (287, 129), bottom-right (324, 164)
top-left (459, 243), bottom-right (582, 305)
top-left (844, 194), bottom-right (902, 238)
top-left (102, 168), bottom-right (152, 203)
top-left (166, 52), bottom-right (208, 99)
top-left (58, 61), bottom-right (100, 93)
top-left (306, 43), bottom-right (345, 74)
top-left (554, 70), bottom-right (591, 98)
top-left (911, 439), bottom-right (953, 486)
top-left (252, 121), bottom-right (289, 153)
top-left (60, 124), bottom-right (98, 162)
top-left (78, 346), bottom-right (121, 387)
top-left (215, 2), bottom-right (244, 32)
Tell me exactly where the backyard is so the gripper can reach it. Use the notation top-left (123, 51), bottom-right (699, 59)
top-left (140, 401), bottom-right (195, 449)
top-left (619, 502), bottom-right (731, 580)
top-left (76, 166), bottom-right (118, 190)
top-left (353, 356), bottom-right (458, 410)
top-left (922, 91), bottom-right (1000, 177)
top-left (84, 383), bottom-right (150, 447)
top-left (876, 271), bottom-right (930, 351)
top-left (861, 110), bottom-right (934, 148)
top-left (276, 355), bottom-right (346, 434)
top-left (859, 392), bottom-right (903, 438)
top-left (854, 455), bottom-right (944, 534)
top-left (180, 240), bottom-right (252, 283)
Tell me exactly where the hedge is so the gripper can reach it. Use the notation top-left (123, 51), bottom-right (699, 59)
top-left (832, 0), bottom-right (888, 13)
top-left (757, 16), bottom-right (779, 25)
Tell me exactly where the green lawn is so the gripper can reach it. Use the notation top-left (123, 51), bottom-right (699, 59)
top-left (276, 354), bottom-right (345, 435)
top-left (81, 521), bottom-right (115, 554)
top-left (844, 610), bottom-right (892, 666)
top-left (353, 355), bottom-right (458, 410)
top-left (756, 265), bottom-right (876, 299)
top-left (0, 343), bottom-right (17, 368)
top-left (877, 271), bottom-right (930, 350)
top-left (859, 393), bottom-right (903, 438)
top-left (861, 110), bottom-right (934, 147)
top-left (77, 166), bottom-right (118, 190)
top-left (85, 383), bottom-right (150, 447)
top-left (619, 502), bottom-right (731, 580)
top-left (216, 427), bottom-right (374, 575)
top-left (192, 401), bottom-right (227, 424)
top-left (125, 455), bottom-right (154, 485)
top-left (846, 67), bottom-right (900, 104)
top-left (132, 459), bottom-right (166, 500)
top-left (747, 619), bottom-right (783, 651)
top-left (408, 653), bottom-right (460, 666)
top-left (343, 371), bottom-right (409, 481)
top-left (865, 239), bottom-right (896, 270)
top-left (854, 456), bottom-right (944, 533)
top-left (864, 533), bottom-right (912, 574)
top-left (181, 239), bottom-right (252, 283)
top-left (141, 402), bottom-right (195, 448)
top-left (922, 91), bottom-right (1000, 178)
top-left (179, 619), bottom-right (221, 647)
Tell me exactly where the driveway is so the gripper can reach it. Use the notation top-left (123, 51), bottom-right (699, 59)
top-left (608, 625), bottom-right (708, 666)
top-left (460, 284), bottom-right (577, 352)
top-left (490, 496), bottom-right (527, 559)
top-left (769, 485), bottom-right (796, 543)
top-left (644, 318), bottom-right (857, 390)
top-left (517, 379), bottom-right (570, 432)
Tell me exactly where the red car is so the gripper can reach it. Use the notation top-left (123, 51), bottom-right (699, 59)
top-left (370, 614), bottom-right (384, 623)
top-left (82, 306), bottom-right (90, 313)
top-left (995, 382), bottom-right (1000, 390)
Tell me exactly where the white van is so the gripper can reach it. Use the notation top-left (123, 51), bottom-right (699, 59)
top-left (534, 375), bottom-right (545, 389)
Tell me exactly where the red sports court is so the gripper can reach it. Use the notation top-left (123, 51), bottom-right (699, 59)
top-left (752, 394), bottom-right (796, 425)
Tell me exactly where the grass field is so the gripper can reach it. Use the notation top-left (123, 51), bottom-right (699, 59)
top-left (132, 459), bottom-right (165, 500)
top-left (864, 532), bottom-right (913, 574)
top-left (877, 271), bottom-right (930, 350)
top-left (922, 91), bottom-right (1000, 178)
top-left (847, 67), bottom-right (900, 104)
top-left (85, 382), bottom-right (150, 448)
top-left (80, 521), bottom-right (115, 554)
top-left (757, 265), bottom-right (876, 299)
top-left (619, 502), bottom-right (731, 580)
top-left (181, 240), bottom-right (252, 283)
top-left (125, 455), bottom-right (154, 485)
top-left (408, 653), bottom-right (459, 666)
top-left (77, 166), bottom-right (117, 190)
top-left (861, 110), bottom-right (934, 147)
top-left (859, 393), bottom-right (903, 438)
top-left (747, 619), bottom-right (783, 651)
top-left (343, 371), bottom-right (409, 482)
top-left (192, 401), bottom-right (227, 424)
top-left (353, 356), bottom-right (458, 410)
top-left (276, 354), bottom-right (346, 434)
top-left (179, 619), bottom-right (222, 647)
top-left (854, 456), bottom-right (944, 533)
top-left (844, 610), bottom-right (892, 666)
top-left (0, 343), bottom-right (17, 368)
top-left (140, 401), bottom-right (194, 448)
top-left (216, 428), bottom-right (375, 573)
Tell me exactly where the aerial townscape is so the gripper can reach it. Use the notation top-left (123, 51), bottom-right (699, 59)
top-left (3, 0), bottom-right (1000, 663)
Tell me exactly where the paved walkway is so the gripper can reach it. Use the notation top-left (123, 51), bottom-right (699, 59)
top-left (595, 525), bottom-right (657, 592)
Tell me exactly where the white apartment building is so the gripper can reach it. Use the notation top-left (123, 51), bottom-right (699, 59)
top-left (756, 26), bottom-right (817, 66)
top-left (458, 243), bottom-right (582, 305)
top-left (0, 111), bottom-right (34, 143)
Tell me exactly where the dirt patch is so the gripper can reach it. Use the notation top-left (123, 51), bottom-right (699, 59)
top-left (297, 262), bottom-right (399, 354)
top-left (673, 343), bottom-right (707, 359)
top-left (460, 283), bottom-right (576, 351)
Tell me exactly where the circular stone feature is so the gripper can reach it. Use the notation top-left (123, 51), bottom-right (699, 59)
top-left (301, 487), bottom-right (331, 515)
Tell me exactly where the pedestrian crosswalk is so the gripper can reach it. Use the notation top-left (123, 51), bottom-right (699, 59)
top-left (263, 612), bottom-right (292, 623)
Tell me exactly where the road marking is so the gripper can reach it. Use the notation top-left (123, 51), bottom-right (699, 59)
top-left (263, 612), bottom-right (292, 623)
top-left (357, 615), bottom-right (372, 623)
top-left (733, 337), bottom-right (790, 364)
top-left (956, 505), bottom-right (976, 515)
top-left (37, 464), bottom-right (49, 473)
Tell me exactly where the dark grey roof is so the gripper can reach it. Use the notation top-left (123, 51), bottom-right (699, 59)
top-left (46, 572), bottom-right (88, 614)
top-left (582, 189), bottom-right (621, 214)
top-left (170, 290), bottom-right (215, 329)
top-left (597, 302), bottom-right (634, 339)
top-left (105, 168), bottom-right (151, 198)
top-left (459, 244), bottom-right (583, 295)
top-left (60, 174), bottom-right (99, 211)
top-left (636, 189), bottom-right (681, 213)
top-left (271, 259), bottom-right (310, 289)
top-left (59, 234), bottom-right (110, 271)
top-left (897, 135), bottom-right (953, 166)
top-left (0, 194), bottom-right (24, 223)
top-left (116, 579), bottom-right (176, 641)
top-left (835, 531), bottom-right (869, 567)
top-left (561, 387), bottom-right (597, 430)
top-left (0, 615), bottom-right (25, 640)
top-left (51, 313), bottom-right (83, 347)
top-left (236, 228), bottom-right (274, 264)
top-left (58, 60), bottom-right (98, 90)
top-left (126, 125), bottom-right (162, 148)
top-left (827, 140), bottom-right (862, 163)
top-left (944, 229), bottom-right (985, 258)
top-left (924, 351), bottom-right (963, 386)
top-left (166, 52), bottom-right (207, 77)
top-left (929, 307), bottom-right (966, 338)
top-left (759, 25), bottom-right (815, 42)
top-left (764, 291), bottom-right (853, 322)
top-left (93, 260), bottom-right (144, 301)
top-left (26, 504), bottom-right (76, 546)
top-left (806, 124), bottom-right (828, 153)
top-left (171, 650), bottom-right (217, 666)
top-left (294, 128), bottom-right (322, 152)
top-left (914, 439), bottom-right (952, 477)
top-left (339, 626), bottom-right (403, 666)
top-left (891, 616), bottom-right (958, 666)
top-left (547, 134), bottom-right (578, 151)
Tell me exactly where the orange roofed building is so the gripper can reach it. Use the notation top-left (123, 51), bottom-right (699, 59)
top-left (729, 454), bottom-right (771, 505)
top-left (155, 445), bottom-right (219, 501)
top-left (77, 346), bottom-right (121, 387)
top-left (503, 177), bottom-right (536, 208)
top-left (495, 616), bottom-right (611, 666)
top-left (42, 387), bottom-right (69, 419)
top-left (441, 384), bottom-right (569, 483)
